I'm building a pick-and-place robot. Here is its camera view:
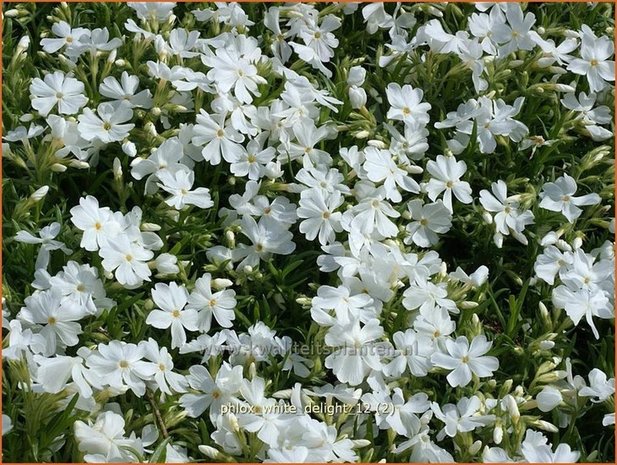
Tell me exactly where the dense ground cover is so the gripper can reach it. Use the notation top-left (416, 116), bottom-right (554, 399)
top-left (2, 2), bottom-right (615, 463)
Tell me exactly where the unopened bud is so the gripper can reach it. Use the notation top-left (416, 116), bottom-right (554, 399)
top-left (198, 445), bottom-right (222, 460)
top-left (113, 157), bottom-right (123, 180)
top-left (469, 440), bottom-right (482, 455)
top-left (51, 163), bottom-right (67, 172)
top-left (30, 185), bottom-right (49, 202)
top-left (212, 278), bottom-right (233, 289)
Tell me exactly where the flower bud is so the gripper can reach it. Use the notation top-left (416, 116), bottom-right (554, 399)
top-left (198, 445), bottom-right (222, 460)
top-left (51, 163), bottom-right (67, 172)
top-left (349, 86), bottom-right (367, 109)
top-left (482, 211), bottom-right (493, 224)
top-left (530, 419), bottom-right (559, 433)
top-left (69, 160), bottom-right (90, 169)
top-left (212, 278), bottom-right (233, 289)
top-left (122, 141), bottom-right (137, 157)
top-left (493, 422), bottom-right (503, 444)
top-left (30, 185), bottom-right (49, 202)
top-left (16, 35), bottom-right (30, 54)
top-left (469, 440), bottom-right (482, 455)
top-left (348, 66), bottom-right (366, 86)
top-left (113, 157), bottom-right (123, 180)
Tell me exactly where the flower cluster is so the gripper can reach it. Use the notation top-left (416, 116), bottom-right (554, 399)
top-left (2, 2), bottom-right (615, 463)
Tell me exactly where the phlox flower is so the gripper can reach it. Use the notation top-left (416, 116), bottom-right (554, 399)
top-left (186, 273), bottom-right (237, 332)
top-left (324, 318), bottom-right (384, 386)
top-left (297, 188), bottom-right (344, 245)
top-left (363, 147), bottom-right (420, 203)
top-left (431, 335), bottom-right (499, 387)
top-left (404, 199), bottom-right (452, 248)
top-left (424, 155), bottom-right (472, 213)
top-left (85, 340), bottom-right (155, 396)
top-left (146, 282), bottom-right (198, 349)
top-left (15, 222), bottom-right (72, 270)
top-left (99, 234), bottom-right (154, 288)
top-left (157, 169), bottom-right (214, 210)
top-left (30, 71), bottom-right (88, 117)
top-left (386, 83), bottom-right (431, 126)
top-left (78, 102), bottom-right (135, 143)
top-left (539, 173), bottom-right (601, 223)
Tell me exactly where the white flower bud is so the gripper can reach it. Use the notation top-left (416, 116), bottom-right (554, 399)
top-left (493, 232), bottom-right (503, 248)
top-left (69, 160), bottom-right (90, 169)
top-left (539, 340), bottom-right (555, 350)
top-left (493, 423), bottom-right (503, 444)
top-left (16, 35), bottom-right (30, 54)
top-left (503, 395), bottom-right (520, 423)
top-left (198, 445), bottom-right (222, 460)
top-left (122, 141), bottom-right (137, 157)
top-left (141, 222), bottom-right (161, 232)
top-left (107, 49), bottom-right (117, 63)
top-left (460, 301), bottom-right (479, 309)
top-left (355, 130), bottom-right (370, 139)
top-left (469, 440), bottom-right (482, 455)
top-left (51, 163), bottom-right (67, 172)
top-left (572, 236), bottom-right (583, 250)
top-left (115, 59), bottom-right (126, 67)
top-left (113, 158), bottom-right (123, 180)
top-left (19, 113), bottom-right (34, 122)
top-left (349, 86), bottom-right (367, 109)
top-left (4, 9), bottom-right (20, 17)
top-left (30, 185), bottom-right (49, 202)
top-left (352, 439), bottom-right (371, 448)
top-left (367, 139), bottom-right (387, 149)
top-left (155, 253), bottom-right (179, 274)
top-left (347, 66), bottom-right (366, 86)
top-left (212, 278), bottom-right (233, 289)
top-left (151, 107), bottom-right (162, 117)
top-left (531, 419), bottom-right (559, 433)
top-left (482, 211), bottom-right (493, 224)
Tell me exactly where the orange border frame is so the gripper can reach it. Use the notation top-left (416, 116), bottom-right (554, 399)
top-left (0, 1), bottom-right (615, 464)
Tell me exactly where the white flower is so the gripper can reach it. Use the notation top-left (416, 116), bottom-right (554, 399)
top-left (235, 215), bottom-right (296, 269)
top-left (85, 340), bottom-right (155, 396)
top-left (520, 430), bottom-right (580, 463)
top-left (30, 71), bottom-right (88, 117)
top-left (15, 222), bottom-right (72, 270)
top-left (567, 26), bottom-right (615, 93)
top-left (431, 335), bottom-right (499, 387)
top-left (19, 290), bottom-right (84, 355)
top-left (78, 102), bottom-right (135, 143)
top-left (140, 338), bottom-right (188, 395)
top-left (386, 83), bottom-right (431, 127)
top-left (479, 180), bottom-right (534, 246)
top-left (99, 71), bottom-right (153, 108)
top-left (297, 188), bottom-right (344, 245)
top-left (363, 147), bottom-right (420, 203)
top-left (180, 362), bottom-right (243, 420)
top-left (324, 318), bottom-right (384, 386)
top-left (157, 169), bottom-right (214, 210)
top-left (70, 195), bottom-right (122, 251)
top-left (74, 411), bottom-right (145, 462)
top-left (539, 173), bottom-right (601, 223)
top-left (425, 155), bottom-right (472, 212)
top-left (99, 234), bottom-right (153, 288)
top-left (203, 45), bottom-right (266, 104)
top-left (431, 396), bottom-right (494, 440)
top-left (40, 21), bottom-right (90, 54)
top-left (579, 368), bottom-right (615, 403)
top-left (192, 110), bottom-right (245, 165)
top-left (552, 286), bottom-right (612, 339)
top-left (186, 273), bottom-right (237, 332)
top-left (146, 282), bottom-right (198, 349)
top-left (404, 199), bottom-right (452, 248)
